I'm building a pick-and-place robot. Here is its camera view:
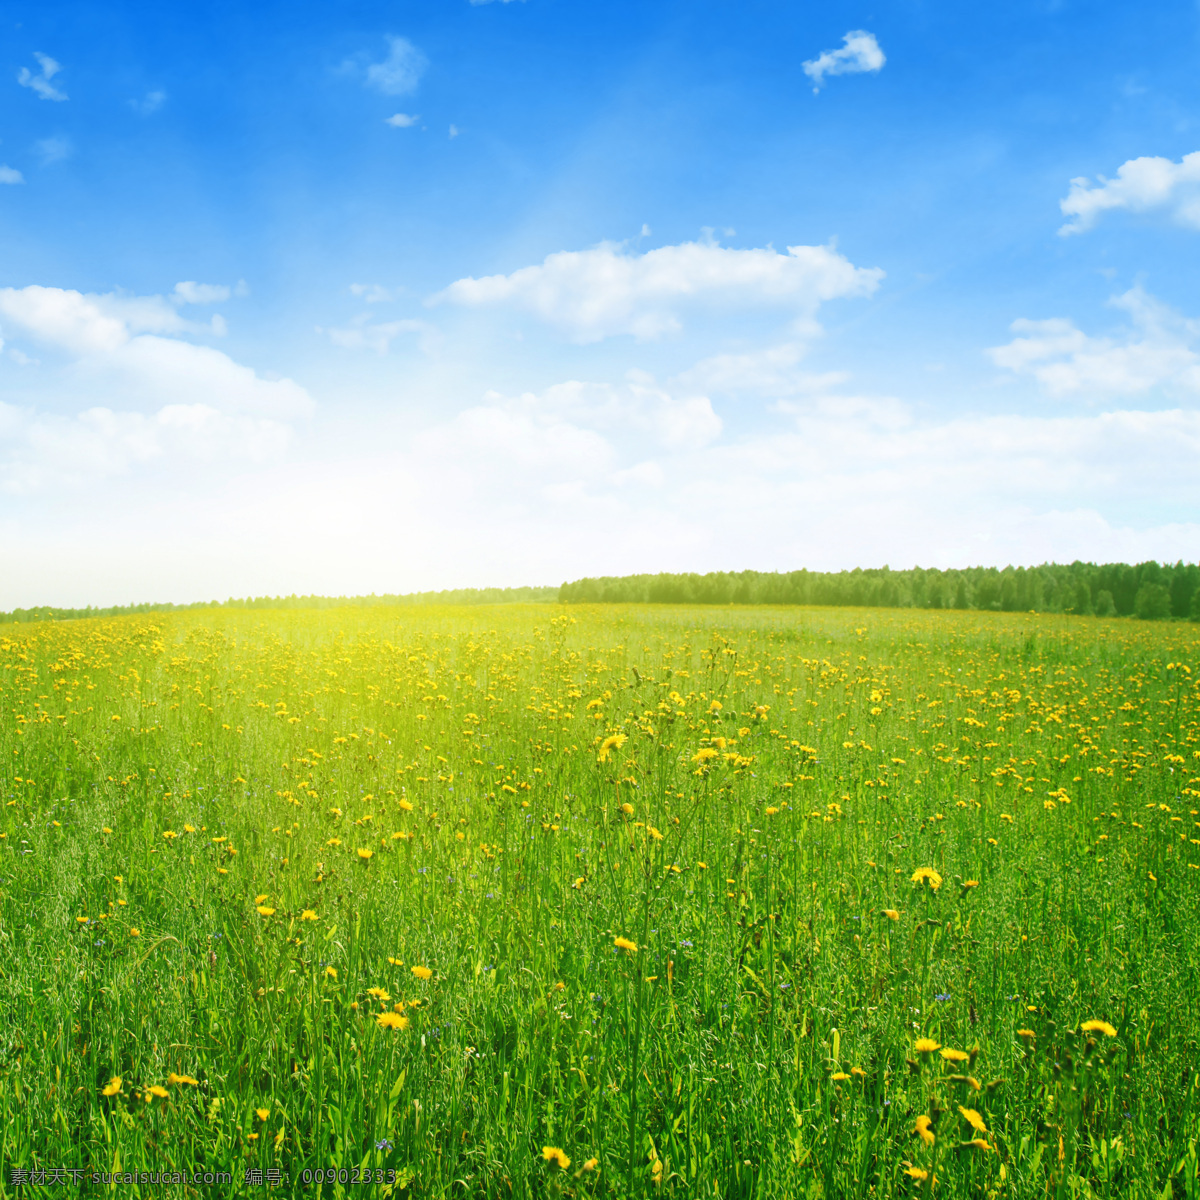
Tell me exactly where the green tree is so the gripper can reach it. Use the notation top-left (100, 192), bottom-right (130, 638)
top-left (1135, 583), bottom-right (1171, 621)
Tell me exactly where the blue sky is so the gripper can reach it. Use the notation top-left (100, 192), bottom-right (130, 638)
top-left (2, 0), bottom-right (1200, 606)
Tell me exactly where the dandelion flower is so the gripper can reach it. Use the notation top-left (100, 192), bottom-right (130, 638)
top-left (377, 1011), bottom-right (409, 1030)
top-left (542, 1146), bottom-right (570, 1169)
top-left (598, 734), bottom-right (627, 762)
top-left (412, 965), bottom-right (433, 981)
top-left (357, 848), bottom-right (373, 860)
top-left (256, 1107), bottom-right (270, 1121)
top-left (1016, 1028), bottom-right (1035, 1039)
top-left (940, 1048), bottom-right (970, 1063)
top-left (255, 894), bottom-right (268, 904)
top-left (958, 1106), bottom-right (987, 1133)
top-left (614, 936), bottom-right (638, 952)
top-left (167, 1073), bottom-right (198, 1086)
top-left (101, 1076), bottom-right (121, 1096)
top-left (1081, 1019), bottom-right (1117, 1037)
top-left (583, 1158), bottom-right (598, 1171)
top-left (301, 910), bottom-right (318, 921)
top-left (256, 906), bottom-right (275, 917)
top-left (325, 965), bottom-right (337, 979)
top-left (914, 1037), bottom-right (941, 1054)
top-left (882, 909), bottom-right (900, 921)
top-left (831, 1071), bottom-right (851, 1081)
top-left (911, 867), bottom-right (943, 890)
top-left (915, 1114), bottom-right (935, 1146)
top-left (129, 927), bottom-right (140, 937)
top-left (965, 1138), bottom-right (993, 1152)
top-left (620, 802), bottom-right (634, 816)
top-left (903, 1165), bottom-right (928, 1181)
top-left (147, 1085), bottom-right (169, 1100)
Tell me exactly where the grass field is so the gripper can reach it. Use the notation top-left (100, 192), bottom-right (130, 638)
top-left (2, 603), bottom-right (1199, 1198)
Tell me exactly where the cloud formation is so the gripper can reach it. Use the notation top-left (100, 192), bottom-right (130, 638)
top-left (320, 316), bottom-right (436, 354)
top-left (1059, 151), bottom-right (1200, 235)
top-left (433, 237), bottom-right (883, 342)
top-left (173, 281), bottom-right (232, 305)
top-left (988, 287), bottom-right (1200, 399)
top-left (802, 31), bottom-right (885, 94)
top-left (17, 53), bottom-right (67, 102)
top-left (34, 136), bottom-right (72, 165)
top-left (385, 112), bottom-right (419, 127)
top-left (0, 166), bottom-right (23, 185)
top-left (365, 36), bottom-right (427, 96)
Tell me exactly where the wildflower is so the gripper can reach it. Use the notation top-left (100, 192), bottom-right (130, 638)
top-left (911, 867), bottom-right (943, 890)
top-left (614, 936), bottom-right (638, 952)
top-left (147, 1085), bottom-right (169, 1100)
top-left (162, 830), bottom-right (177, 840)
top-left (256, 1108), bottom-right (270, 1121)
top-left (398, 798), bottom-right (414, 811)
top-left (101, 1076), bottom-right (121, 1096)
top-left (914, 1037), bottom-right (941, 1054)
top-left (882, 909), bottom-right (900, 921)
top-left (325, 965), bottom-right (337, 979)
top-left (964, 1138), bottom-right (992, 1152)
top-left (255, 894), bottom-right (268, 903)
top-left (620, 802), bottom-right (634, 815)
top-left (765, 806), bottom-right (779, 816)
top-left (648, 826), bottom-right (663, 841)
top-left (941, 1048), bottom-right (970, 1063)
top-left (167, 1073), bottom-right (199, 1086)
top-left (597, 734), bottom-right (627, 762)
top-left (1081, 1019), bottom-right (1117, 1037)
top-left (412, 965), bottom-right (433, 981)
top-left (831, 1071), bottom-right (851, 1081)
top-left (542, 1146), bottom-right (570, 1169)
top-left (378, 1011), bottom-right (409, 1030)
top-left (903, 1164), bottom-right (929, 1180)
top-left (851, 1067), bottom-right (867, 1078)
top-left (958, 1106), bottom-right (987, 1133)
top-left (573, 877), bottom-right (584, 889)
top-left (915, 1114), bottom-right (935, 1146)
top-left (256, 906), bottom-right (275, 917)
top-left (129, 927), bottom-right (140, 937)
top-left (357, 848), bottom-right (373, 860)
top-left (301, 910), bottom-right (318, 921)
top-left (184, 824), bottom-right (196, 833)
top-left (583, 1158), bottom-right (598, 1171)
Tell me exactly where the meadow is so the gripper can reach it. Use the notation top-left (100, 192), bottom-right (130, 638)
top-left (1, 602), bottom-right (1199, 1198)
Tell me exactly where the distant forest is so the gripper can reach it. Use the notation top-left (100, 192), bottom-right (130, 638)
top-left (4, 561), bottom-right (1199, 626)
top-left (557, 562), bottom-right (1200, 621)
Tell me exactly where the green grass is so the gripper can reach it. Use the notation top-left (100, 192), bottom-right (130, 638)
top-left (1, 603), bottom-right (1199, 1198)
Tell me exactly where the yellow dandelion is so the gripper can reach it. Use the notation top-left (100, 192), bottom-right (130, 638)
top-left (412, 965), bottom-right (433, 981)
top-left (1081, 1019), bottom-right (1117, 1037)
top-left (965, 1138), bottom-right (993, 1152)
top-left (256, 1107), bottom-right (270, 1121)
top-left (958, 1106), bottom-right (987, 1133)
top-left (940, 1048), bottom-right (970, 1063)
top-left (357, 848), bottom-right (373, 860)
top-left (911, 867), bottom-right (943, 890)
top-left (101, 1076), bottom-right (122, 1096)
top-left (325, 965), bottom-right (337, 979)
top-left (255, 894), bottom-right (268, 904)
top-left (597, 734), bottom-right (627, 762)
top-left (915, 1114), bottom-right (935, 1146)
top-left (903, 1165), bottom-right (928, 1181)
top-left (831, 1071), bottom-right (851, 1081)
top-left (914, 1037), bottom-right (941, 1054)
top-left (583, 1158), bottom-right (599, 1171)
top-left (398, 798), bottom-right (414, 811)
top-left (377, 1011), bottom-right (409, 1030)
top-left (301, 909), bottom-right (318, 921)
top-left (167, 1073), bottom-right (199, 1086)
top-left (147, 1085), bottom-right (169, 1100)
top-left (129, 927), bottom-right (140, 937)
top-left (614, 936), bottom-right (638, 952)
top-left (256, 906), bottom-right (275, 917)
top-left (882, 908), bottom-right (900, 921)
top-left (542, 1146), bottom-right (570, 1170)
top-left (1016, 1028), bottom-right (1036, 1039)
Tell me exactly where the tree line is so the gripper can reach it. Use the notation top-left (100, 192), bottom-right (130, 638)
top-left (556, 561), bottom-right (1200, 620)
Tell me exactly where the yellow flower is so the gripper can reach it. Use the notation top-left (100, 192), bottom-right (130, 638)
top-left (582, 1158), bottom-right (598, 1171)
top-left (648, 826), bottom-right (663, 841)
top-left (162, 830), bottom-right (177, 840)
top-left (914, 1037), bottom-right (941, 1054)
top-left (915, 1114), bottom-right (935, 1146)
top-left (882, 909), bottom-right (900, 921)
top-left (965, 1138), bottom-right (993, 1152)
top-left (167, 1073), bottom-right (199, 1086)
top-left (1016, 1028), bottom-right (1036, 1039)
top-left (542, 1146), bottom-right (570, 1170)
top-left (256, 906), bottom-right (275, 917)
top-left (255, 894), bottom-right (268, 904)
top-left (398, 798), bottom-right (414, 811)
top-left (377, 1011), bottom-right (409, 1030)
top-left (256, 1107), bottom-right (270, 1121)
top-left (831, 1071), bottom-right (851, 1081)
top-left (147, 1085), bottom-right (169, 1100)
top-left (301, 909), bottom-right (318, 921)
top-left (325, 965), bottom-right (337, 979)
top-left (597, 734), bottom-right (627, 762)
top-left (620, 802), bottom-right (634, 815)
top-left (911, 867), bottom-right (943, 890)
top-left (940, 1048), bottom-right (970, 1063)
top-left (903, 1165), bottom-right (928, 1181)
top-left (101, 1076), bottom-right (121, 1096)
top-left (412, 965), bottom-right (433, 981)
top-left (958, 1106), bottom-right (987, 1134)
top-left (183, 824), bottom-right (196, 834)
top-left (614, 936), bottom-right (638, 952)
top-left (573, 877), bottom-right (585, 889)
top-left (129, 927), bottom-right (140, 937)
top-left (1081, 1019), bottom-right (1117, 1037)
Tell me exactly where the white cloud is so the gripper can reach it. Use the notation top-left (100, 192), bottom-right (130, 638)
top-left (130, 90), bottom-right (166, 116)
top-left (803, 31), bottom-right (885, 94)
top-left (365, 36), bottom-right (426, 96)
top-left (433, 236), bottom-right (883, 342)
top-left (0, 165), bottom-right (23, 185)
top-left (988, 287), bottom-right (1200, 398)
top-left (173, 281), bottom-right (232, 305)
top-left (1059, 151), bottom-right (1200, 235)
top-left (349, 283), bottom-right (396, 303)
top-left (676, 341), bottom-right (849, 398)
top-left (34, 136), bottom-right (72, 165)
top-left (0, 284), bottom-right (312, 422)
top-left (385, 112), bottom-right (419, 128)
top-left (449, 124), bottom-right (459, 138)
top-left (320, 316), bottom-right (437, 354)
top-left (17, 52), bottom-right (66, 102)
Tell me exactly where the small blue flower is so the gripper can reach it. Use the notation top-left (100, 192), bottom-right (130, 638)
top-left (376, 1138), bottom-right (393, 1152)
